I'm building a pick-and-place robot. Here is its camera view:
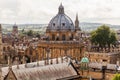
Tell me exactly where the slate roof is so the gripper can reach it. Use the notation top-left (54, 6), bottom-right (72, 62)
top-left (2, 57), bottom-right (79, 80)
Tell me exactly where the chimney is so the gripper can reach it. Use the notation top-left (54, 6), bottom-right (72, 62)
top-left (17, 64), bottom-right (19, 69)
top-left (25, 63), bottom-right (27, 68)
top-left (8, 56), bottom-right (11, 67)
top-left (16, 57), bottom-right (19, 69)
top-left (50, 59), bottom-right (53, 64)
top-left (36, 60), bottom-right (39, 67)
top-left (22, 56), bottom-right (26, 64)
top-left (61, 57), bottom-right (63, 63)
top-left (56, 57), bottom-right (58, 64)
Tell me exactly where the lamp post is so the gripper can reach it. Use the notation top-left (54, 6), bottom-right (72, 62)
top-left (102, 61), bottom-right (107, 80)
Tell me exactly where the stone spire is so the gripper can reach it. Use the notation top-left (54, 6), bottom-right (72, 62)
top-left (58, 3), bottom-right (64, 14)
top-left (75, 13), bottom-right (81, 31)
top-left (12, 23), bottom-right (18, 36)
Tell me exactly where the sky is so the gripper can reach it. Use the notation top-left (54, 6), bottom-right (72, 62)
top-left (0, 0), bottom-right (120, 25)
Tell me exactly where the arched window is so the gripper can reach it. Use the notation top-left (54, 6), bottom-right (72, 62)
top-left (70, 34), bottom-right (74, 40)
top-left (62, 23), bottom-right (65, 26)
top-left (3, 47), bottom-right (5, 51)
top-left (52, 34), bottom-right (55, 40)
top-left (53, 23), bottom-right (55, 26)
top-left (56, 37), bottom-right (59, 41)
top-left (71, 34), bottom-right (73, 40)
top-left (62, 34), bottom-right (66, 41)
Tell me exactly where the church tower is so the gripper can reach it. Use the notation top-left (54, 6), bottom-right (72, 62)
top-left (0, 24), bottom-right (3, 55)
top-left (75, 13), bottom-right (81, 31)
top-left (0, 24), bottom-right (4, 63)
top-left (12, 23), bottom-right (18, 37)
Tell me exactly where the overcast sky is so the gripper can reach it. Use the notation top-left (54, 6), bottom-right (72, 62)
top-left (0, 0), bottom-right (120, 25)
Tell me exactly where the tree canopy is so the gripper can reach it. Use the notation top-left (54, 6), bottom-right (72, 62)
top-left (90, 25), bottom-right (117, 51)
top-left (27, 30), bottom-right (34, 36)
top-left (112, 74), bottom-right (120, 80)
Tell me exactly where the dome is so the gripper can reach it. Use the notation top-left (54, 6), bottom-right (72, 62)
top-left (80, 57), bottom-right (89, 63)
top-left (47, 4), bottom-right (75, 31)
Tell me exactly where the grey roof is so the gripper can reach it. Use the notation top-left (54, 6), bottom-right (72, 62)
top-left (2, 57), bottom-right (78, 80)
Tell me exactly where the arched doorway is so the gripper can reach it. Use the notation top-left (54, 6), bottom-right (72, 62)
top-left (56, 37), bottom-right (59, 41)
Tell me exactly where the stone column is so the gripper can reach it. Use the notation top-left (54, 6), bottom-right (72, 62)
top-left (43, 47), bottom-right (45, 60)
top-left (16, 57), bottom-right (19, 69)
top-left (60, 48), bottom-right (63, 63)
top-left (56, 48), bottom-right (58, 64)
top-left (46, 47), bottom-right (50, 65)
top-left (73, 48), bottom-right (75, 59)
top-left (50, 48), bottom-right (53, 64)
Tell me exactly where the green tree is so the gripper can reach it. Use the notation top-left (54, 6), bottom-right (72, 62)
top-left (90, 25), bottom-right (117, 51)
top-left (27, 30), bottom-right (34, 36)
top-left (112, 74), bottom-right (120, 80)
top-left (35, 33), bottom-right (40, 38)
top-left (22, 29), bottom-right (24, 33)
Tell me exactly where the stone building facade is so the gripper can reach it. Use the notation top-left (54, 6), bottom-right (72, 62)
top-left (36, 4), bottom-right (85, 62)
top-left (86, 52), bottom-right (120, 64)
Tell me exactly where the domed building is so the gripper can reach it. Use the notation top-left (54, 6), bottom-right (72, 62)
top-left (29, 4), bottom-right (85, 63)
top-left (46, 3), bottom-right (81, 41)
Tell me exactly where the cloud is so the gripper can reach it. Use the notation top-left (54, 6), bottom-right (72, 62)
top-left (0, 0), bottom-right (120, 25)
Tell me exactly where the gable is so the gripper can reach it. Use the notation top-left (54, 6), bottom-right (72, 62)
top-left (4, 68), bottom-right (17, 80)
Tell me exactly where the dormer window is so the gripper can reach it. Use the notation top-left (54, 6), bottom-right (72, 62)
top-left (53, 23), bottom-right (55, 26)
top-left (62, 23), bottom-right (65, 26)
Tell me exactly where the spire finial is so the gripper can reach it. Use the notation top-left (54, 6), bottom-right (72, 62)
top-left (75, 13), bottom-right (81, 31)
top-left (60, 2), bottom-right (62, 6)
top-left (58, 3), bottom-right (64, 14)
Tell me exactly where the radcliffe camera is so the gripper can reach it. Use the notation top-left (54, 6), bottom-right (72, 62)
top-left (0, 0), bottom-right (120, 80)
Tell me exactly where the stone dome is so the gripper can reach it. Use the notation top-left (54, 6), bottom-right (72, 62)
top-left (47, 4), bottom-right (75, 31)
